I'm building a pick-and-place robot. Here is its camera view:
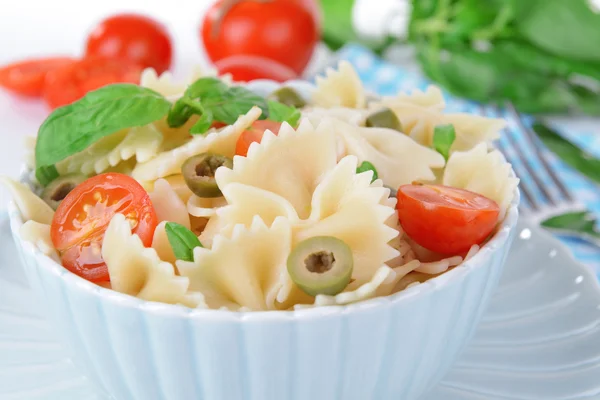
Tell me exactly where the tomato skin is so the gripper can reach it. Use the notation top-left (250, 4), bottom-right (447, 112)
top-left (202, 0), bottom-right (319, 75)
top-left (0, 57), bottom-right (75, 97)
top-left (235, 120), bottom-right (283, 157)
top-left (86, 14), bottom-right (172, 74)
top-left (396, 184), bottom-right (500, 254)
top-left (51, 173), bottom-right (157, 282)
top-left (42, 57), bottom-right (142, 109)
top-left (215, 55), bottom-right (298, 82)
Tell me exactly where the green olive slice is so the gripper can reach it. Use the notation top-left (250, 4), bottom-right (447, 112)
top-left (41, 174), bottom-right (86, 210)
top-left (287, 236), bottom-right (354, 297)
top-left (182, 153), bottom-right (232, 198)
top-left (365, 107), bottom-right (403, 132)
top-left (269, 87), bottom-right (307, 108)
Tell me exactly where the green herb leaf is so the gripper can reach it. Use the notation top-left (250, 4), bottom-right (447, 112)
top-left (165, 222), bottom-right (203, 262)
top-left (533, 122), bottom-right (600, 184)
top-left (267, 101), bottom-right (301, 127)
top-left (35, 165), bottom-right (60, 187)
top-left (542, 211), bottom-right (600, 239)
top-left (167, 78), bottom-right (269, 134)
top-left (190, 109), bottom-right (214, 135)
top-left (517, 0), bottom-right (600, 63)
top-left (433, 124), bottom-right (456, 161)
top-left (35, 84), bottom-right (171, 185)
top-left (356, 161), bottom-right (378, 183)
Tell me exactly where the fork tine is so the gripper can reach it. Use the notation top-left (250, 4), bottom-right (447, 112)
top-left (492, 105), bottom-right (562, 207)
top-left (505, 103), bottom-right (574, 203)
top-left (478, 106), bottom-right (540, 211)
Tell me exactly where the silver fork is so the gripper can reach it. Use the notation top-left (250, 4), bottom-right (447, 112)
top-left (482, 103), bottom-right (600, 248)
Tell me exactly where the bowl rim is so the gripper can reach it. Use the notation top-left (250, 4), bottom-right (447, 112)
top-left (8, 79), bottom-right (521, 321)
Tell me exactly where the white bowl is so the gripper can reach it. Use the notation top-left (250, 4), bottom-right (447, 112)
top-left (8, 80), bottom-right (520, 400)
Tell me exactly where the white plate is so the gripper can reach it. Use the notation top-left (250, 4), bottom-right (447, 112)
top-left (1, 213), bottom-right (599, 400)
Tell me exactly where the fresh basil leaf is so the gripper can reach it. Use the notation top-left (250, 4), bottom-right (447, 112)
top-left (517, 0), bottom-right (600, 63)
top-left (35, 84), bottom-right (171, 183)
top-left (35, 165), bottom-right (60, 187)
top-left (168, 78), bottom-right (269, 134)
top-left (356, 161), bottom-right (378, 183)
top-left (190, 109), bottom-right (214, 135)
top-left (433, 124), bottom-right (456, 161)
top-left (165, 222), bottom-right (203, 262)
top-left (542, 211), bottom-right (600, 239)
top-left (206, 86), bottom-right (269, 124)
top-left (267, 101), bottom-right (301, 127)
top-left (533, 122), bottom-right (600, 184)
top-left (184, 77), bottom-right (229, 99)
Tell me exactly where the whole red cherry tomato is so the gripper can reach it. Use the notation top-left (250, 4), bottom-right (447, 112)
top-left (0, 57), bottom-right (75, 97)
top-left (202, 0), bottom-right (319, 76)
top-left (85, 14), bottom-right (173, 74)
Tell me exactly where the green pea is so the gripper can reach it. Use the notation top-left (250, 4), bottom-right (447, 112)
top-left (365, 107), bottom-right (403, 132)
top-left (287, 236), bottom-right (354, 297)
top-left (181, 153), bottom-right (232, 198)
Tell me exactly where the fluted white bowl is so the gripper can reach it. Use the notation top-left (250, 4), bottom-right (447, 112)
top-left (8, 80), bottom-right (520, 400)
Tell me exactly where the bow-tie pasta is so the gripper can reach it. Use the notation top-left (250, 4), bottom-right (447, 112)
top-left (331, 119), bottom-right (445, 188)
top-left (312, 61), bottom-right (367, 109)
top-left (148, 178), bottom-right (190, 228)
top-left (443, 143), bottom-right (519, 219)
top-left (378, 85), bottom-right (446, 111)
top-left (132, 106), bottom-right (262, 181)
top-left (20, 220), bottom-right (59, 263)
top-left (177, 216), bottom-right (293, 311)
top-left (103, 214), bottom-right (204, 308)
top-left (0, 177), bottom-right (54, 225)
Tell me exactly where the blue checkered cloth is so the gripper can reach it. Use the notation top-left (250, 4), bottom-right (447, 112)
top-left (324, 44), bottom-right (600, 276)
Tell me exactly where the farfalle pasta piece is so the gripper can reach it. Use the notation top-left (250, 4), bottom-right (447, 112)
top-left (102, 214), bottom-right (205, 308)
top-left (295, 265), bottom-right (395, 309)
top-left (378, 85), bottom-right (446, 111)
top-left (369, 99), bottom-right (504, 153)
top-left (20, 221), bottom-right (59, 262)
top-left (187, 195), bottom-right (227, 218)
top-left (332, 119), bottom-right (445, 189)
top-left (148, 179), bottom-right (190, 228)
top-left (443, 143), bottom-right (518, 218)
top-left (132, 107), bottom-right (262, 181)
top-left (216, 118), bottom-right (338, 219)
top-left (0, 177), bottom-right (54, 224)
top-left (151, 221), bottom-right (176, 265)
top-left (302, 107), bottom-right (370, 127)
top-left (312, 61), bottom-right (367, 109)
top-left (177, 216), bottom-right (292, 311)
top-left (57, 124), bottom-right (163, 175)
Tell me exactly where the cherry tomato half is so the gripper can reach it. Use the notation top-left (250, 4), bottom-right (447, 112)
top-left (43, 57), bottom-right (142, 109)
top-left (215, 55), bottom-right (298, 82)
top-left (202, 0), bottom-right (319, 75)
top-left (0, 57), bottom-right (75, 97)
top-left (51, 173), bottom-right (157, 282)
top-left (86, 13), bottom-right (173, 74)
top-left (235, 120), bottom-right (283, 157)
top-left (396, 183), bottom-right (500, 254)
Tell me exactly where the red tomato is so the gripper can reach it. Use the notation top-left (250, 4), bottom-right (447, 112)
top-left (396, 183), bottom-right (500, 254)
top-left (215, 55), bottom-right (297, 82)
top-left (43, 57), bottom-right (142, 109)
top-left (85, 14), bottom-right (172, 74)
top-left (235, 120), bottom-right (283, 157)
top-left (51, 173), bottom-right (157, 282)
top-left (202, 0), bottom-right (319, 75)
top-left (0, 57), bottom-right (75, 97)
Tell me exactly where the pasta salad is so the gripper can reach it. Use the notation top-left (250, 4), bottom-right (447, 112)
top-left (3, 62), bottom-right (518, 311)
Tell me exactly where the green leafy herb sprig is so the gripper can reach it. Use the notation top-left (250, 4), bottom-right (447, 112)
top-left (165, 222), bottom-right (203, 262)
top-left (408, 0), bottom-right (600, 116)
top-left (34, 79), bottom-right (302, 186)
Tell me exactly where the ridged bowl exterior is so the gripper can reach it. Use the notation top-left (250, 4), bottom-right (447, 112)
top-left (8, 79), bottom-right (519, 400)
top-left (9, 200), bottom-right (517, 400)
